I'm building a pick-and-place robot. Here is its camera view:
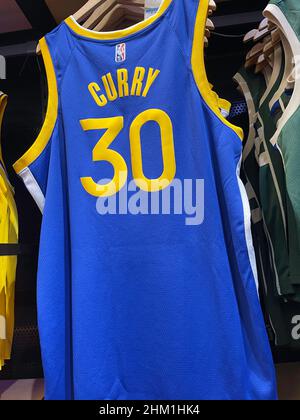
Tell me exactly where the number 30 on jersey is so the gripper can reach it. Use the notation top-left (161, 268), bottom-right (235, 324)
top-left (80, 108), bottom-right (176, 197)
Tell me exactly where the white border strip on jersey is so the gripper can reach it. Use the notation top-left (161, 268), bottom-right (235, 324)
top-left (236, 156), bottom-right (259, 295)
top-left (264, 4), bottom-right (300, 146)
top-left (18, 167), bottom-right (45, 213)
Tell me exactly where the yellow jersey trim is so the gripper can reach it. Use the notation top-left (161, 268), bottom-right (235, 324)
top-left (65, 0), bottom-right (173, 41)
top-left (191, 0), bottom-right (244, 141)
top-left (13, 38), bottom-right (58, 174)
top-left (0, 94), bottom-right (8, 168)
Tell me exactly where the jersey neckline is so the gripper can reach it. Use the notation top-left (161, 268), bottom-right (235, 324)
top-left (64, 0), bottom-right (173, 41)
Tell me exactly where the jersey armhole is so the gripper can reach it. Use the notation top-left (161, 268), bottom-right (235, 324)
top-left (191, 0), bottom-right (244, 141)
top-left (13, 37), bottom-right (58, 175)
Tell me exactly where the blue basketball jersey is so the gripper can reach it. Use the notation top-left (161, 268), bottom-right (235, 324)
top-left (13, 0), bottom-right (277, 400)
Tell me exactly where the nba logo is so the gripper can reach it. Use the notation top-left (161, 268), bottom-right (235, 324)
top-left (115, 43), bottom-right (126, 63)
